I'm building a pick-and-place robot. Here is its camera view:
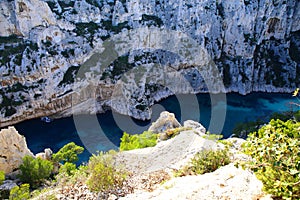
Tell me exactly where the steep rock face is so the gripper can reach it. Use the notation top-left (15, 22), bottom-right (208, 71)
top-left (0, 0), bottom-right (56, 37)
top-left (0, 126), bottom-right (33, 174)
top-left (0, 0), bottom-right (299, 126)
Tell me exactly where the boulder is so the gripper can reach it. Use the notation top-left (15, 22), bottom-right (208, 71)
top-left (148, 111), bottom-right (181, 134)
top-left (0, 127), bottom-right (34, 174)
top-left (183, 120), bottom-right (206, 135)
top-left (35, 148), bottom-right (53, 160)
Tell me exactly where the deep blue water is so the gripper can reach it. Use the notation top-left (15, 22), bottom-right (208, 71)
top-left (13, 92), bottom-right (297, 163)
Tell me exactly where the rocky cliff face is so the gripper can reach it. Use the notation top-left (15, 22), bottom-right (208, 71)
top-left (0, 126), bottom-right (33, 174)
top-left (0, 0), bottom-right (299, 126)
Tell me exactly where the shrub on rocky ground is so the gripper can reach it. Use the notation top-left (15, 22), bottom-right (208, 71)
top-left (9, 184), bottom-right (30, 200)
top-left (58, 162), bottom-right (77, 176)
top-left (120, 131), bottom-right (158, 151)
top-left (242, 119), bottom-right (300, 199)
top-left (52, 142), bottom-right (84, 164)
top-left (86, 151), bottom-right (129, 195)
top-left (0, 171), bottom-right (4, 185)
top-left (176, 148), bottom-right (230, 176)
top-left (18, 156), bottom-right (53, 189)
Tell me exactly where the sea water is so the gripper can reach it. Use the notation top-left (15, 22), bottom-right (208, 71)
top-left (13, 92), bottom-right (297, 163)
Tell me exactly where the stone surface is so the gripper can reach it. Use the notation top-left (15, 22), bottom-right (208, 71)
top-left (148, 111), bottom-right (181, 134)
top-left (0, 0), bottom-right (299, 127)
top-left (115, 130), bottom-right (221, 174)
top-left (35, 148), bottom-right (53, 160)
top-left (120, 164), bottom-right (269, 200)
top-left (0, 0), bottom-right (56, 37)
top-left (0, 127), bottom-right (34, 174)
top-left (183, 120), bottom-right (206, 135)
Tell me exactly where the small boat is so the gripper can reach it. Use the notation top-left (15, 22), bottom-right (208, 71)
top-left (41, 116), bottom-right (52, 123)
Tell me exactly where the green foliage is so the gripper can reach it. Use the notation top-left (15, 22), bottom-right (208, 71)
top-left (202, 132), bottom-right (223, 140)
top-left (0, 171), bottom-right (4, 185)
top-left (242, 119), bottom-right (300, 199)
top-left (58, 66), bottom-right (80, 86)
top-left (176, 149), bottom-right (230, 176)
top-left (9, 184), bottom-right (30, 200)
top-left (18, 156), bottom-right (53, 188)
top-left (58, 162), bottom-right (76, 176)
top-left (86, 152), bottom-right (128, 193)
top-left (120, 131), bottom-right (158, 151)
top-left (52, 142), bottom-right (84, 164)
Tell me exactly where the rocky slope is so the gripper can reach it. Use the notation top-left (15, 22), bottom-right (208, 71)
top-left (0, 0), bottom-right (300, 127)
top-left (28, 113), bottom-right (270, 200)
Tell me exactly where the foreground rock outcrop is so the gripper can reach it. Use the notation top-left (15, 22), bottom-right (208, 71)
top-left (0, 0), bottom-right (299, 127)
top-left (0, 126), bottom-right (33, 174)
top-left (52, 120), bottom-right (269, 199)
top-left (121, 164), bottom-right (270, 200)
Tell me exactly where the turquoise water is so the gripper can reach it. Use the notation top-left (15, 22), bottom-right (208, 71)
top-left (13, 92), bottom-right (297, 163)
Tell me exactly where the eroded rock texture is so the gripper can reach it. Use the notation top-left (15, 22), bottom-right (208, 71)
top-left (0, 0), bottom-right (299, 126)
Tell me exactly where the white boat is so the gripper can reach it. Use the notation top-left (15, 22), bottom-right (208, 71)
top-left (41, 116), bottom-right (52, 123)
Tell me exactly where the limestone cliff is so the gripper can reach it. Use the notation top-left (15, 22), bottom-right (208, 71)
top-left (0, 0), bottom-right (299, 127)
top-left (0, 126), bottom-right (33, 174)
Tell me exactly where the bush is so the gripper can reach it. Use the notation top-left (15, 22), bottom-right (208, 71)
top-left (86, 152), bottom-right (128, 193)
top-left (202, 132), bottom-right (223, 140)
top-left (52, 142), bottom-right (84, 164)
top-left (120, 131), bottom-right (158, 151)
top-left (58, 162), bottom-right (76, 176)
top-left (9, 184), bottom-right (30, 200)
top-left (242, 119), bottom-right (300, 199)
top-left (177, 149), bottom-right (230, 176)
top-left (18, 156), bottom-right (53, 188)
top-left (0, 171), bottom-right (4, 185)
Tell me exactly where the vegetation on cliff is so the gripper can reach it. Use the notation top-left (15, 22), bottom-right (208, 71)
top-left (242, 119), bottom-right (300, 199)
top-left (120, 131), bottom-right (158, 151)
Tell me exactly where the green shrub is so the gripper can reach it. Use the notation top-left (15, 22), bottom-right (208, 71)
top-left (58, 162), bottom-right (76, 176)
top-left (242, 119), bottom-right (300, 199)
top-left (18, 156), bottom-right (53, 188)
top-left (176, 149), bottom-right (230, 176)
top-left (0, 171), bottom-right (4, 185)
top-left (86, 152), bottom-right (128, 193)
top-left (52, 142), bottom-right (84, 164)
top-left (9, 184), bottom-right (30, 200)
top-left (120, 131), bottom-right (158, 151)
top-left (202, 132), bottom-right (223, 140)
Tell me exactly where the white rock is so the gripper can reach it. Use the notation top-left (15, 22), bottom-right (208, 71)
top-left (120, 164), bottom-right (267, 200)
top-left (148, 111), bottom-right (181, 134)
top-left (0, 127), bottom-right (34, 174)
top-left (183, 120), bottom-right (206, 135)
top-left (14, 0), bottom-right (57, 37)
top-left (35, 148), bottom-right (53, 160)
